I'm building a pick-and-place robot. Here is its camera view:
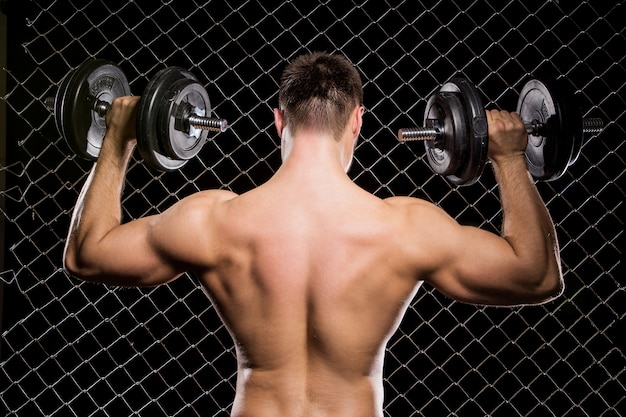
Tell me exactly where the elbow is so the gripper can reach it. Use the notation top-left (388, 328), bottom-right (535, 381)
top-left (63, 256), bottom-right (85, 280)
top-left (518, 264), bottom-right (564, 305)
top-left (62, 244), bottom-right (79, 276)
top-left (63, 243), bottom-right (99, 281)
top-left (535, 255), bottom-right (565, 302)
top-left (535, 272), bottom-right (564, 303)
top-left (63, 250), bottom-right (87, 280)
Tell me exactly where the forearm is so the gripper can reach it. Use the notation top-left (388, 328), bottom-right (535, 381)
top-left (492, 155), bottom-right (563, 296)
top-left (63, 132), bottom-right (135, 275)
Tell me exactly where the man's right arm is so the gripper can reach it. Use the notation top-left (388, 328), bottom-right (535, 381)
top-left (404, 110), bottom-right (563, 306)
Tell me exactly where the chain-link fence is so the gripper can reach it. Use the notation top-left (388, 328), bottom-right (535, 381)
top-left (1, 0), bottom-right (624, 416)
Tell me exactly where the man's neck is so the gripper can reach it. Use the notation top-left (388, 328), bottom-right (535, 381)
top-left (280, 129), bottom-right (354, 175)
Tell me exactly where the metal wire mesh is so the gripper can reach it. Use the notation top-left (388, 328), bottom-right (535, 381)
top-left (1, 0), bottom-right (624, 416)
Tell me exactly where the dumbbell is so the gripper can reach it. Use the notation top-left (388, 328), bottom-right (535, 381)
top-left (46, 59), bottom-right (228, 171)
top-left (398, 77), bottom-right (603, 185)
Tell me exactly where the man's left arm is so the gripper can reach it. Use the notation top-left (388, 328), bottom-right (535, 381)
top-left (63, 96), bottom-right (184, 286)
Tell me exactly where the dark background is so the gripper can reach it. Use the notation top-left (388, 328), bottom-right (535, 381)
top-left (1, 1), bottom-right (624, 416)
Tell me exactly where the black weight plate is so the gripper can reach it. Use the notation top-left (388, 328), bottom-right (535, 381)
top-left (136, 67), bottom-right (188, 171)
top-left (423, 92), bottom-right (467, 178)
top-left (442, 78), bottom-right (488, 186)
top-left (517, 79), bottom-right (581, 181)
top-left (559, 82), bottom-right (583, 169)
top-left (54, 59), bottom-right (130, 160)
top-left (54, 67), bottom-right (80, 149)
top-left (158, 75), bottom-right (211, 160)
top-left (55, 61), bottom-right (94, 157)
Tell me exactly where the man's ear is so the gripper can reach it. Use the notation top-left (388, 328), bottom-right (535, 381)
top-left (274, 108), bottom-right (285, 137)
top-left (352, 105), bottom-right (364, 137)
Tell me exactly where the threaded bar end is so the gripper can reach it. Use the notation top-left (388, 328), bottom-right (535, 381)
top-left (188, 116), bottom-right (229, 132)
top-left (398, 127), bottom-right (439, 142)
top-left (582, 118), bottom-right (603, 135)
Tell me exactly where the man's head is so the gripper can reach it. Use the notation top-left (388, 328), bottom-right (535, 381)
top-left (277, 52), bottom-right (363, 141)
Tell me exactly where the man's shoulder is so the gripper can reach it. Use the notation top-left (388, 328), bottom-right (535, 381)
top-left (382, 195), bottom-right (453, 225)
top-left (184, 189), bottom-right (239, 205)
top-left (383, 195), bottom-right (436, 210)
top-left (166, 190), bottom-right (238, 221)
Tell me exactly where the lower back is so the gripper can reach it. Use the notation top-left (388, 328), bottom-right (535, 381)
top-left (230, 367), bottom-right (384, 417)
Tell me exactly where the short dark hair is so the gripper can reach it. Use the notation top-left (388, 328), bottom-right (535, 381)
top-left (278, 52), bottom-right (363, 141)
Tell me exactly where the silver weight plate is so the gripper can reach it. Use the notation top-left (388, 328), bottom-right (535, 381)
top-left (423, 92), bottom-right (466, 177)
top-left (517, 79), bottom-right (556, 179)
top-left (426, 78), bottom-right (487, 186)
top-left (517, 78), bottom-right (582, 181)
top-left (54, 60), bottom-right (130, 160)
top-left (85, 63), bottom-right (131, 158)
top-left (165, 79), bottom-right (211, 160)
top-left (137, 67), bottom-right (189, 171)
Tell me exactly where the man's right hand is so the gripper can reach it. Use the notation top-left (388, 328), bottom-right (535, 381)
top-left (104, 96), bottom-right (140, 154)
top-left (485, 109), bottom-right (528, 166)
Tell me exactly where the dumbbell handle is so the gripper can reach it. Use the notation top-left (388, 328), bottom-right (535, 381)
top-left (46, 96), bottom-right (228, 133)
top-left (398, 117), bottom-right (604, 142)
top-left (93, 99), bottom-right (110, 117)
top-left (44, 96), bottom-right (110, 116)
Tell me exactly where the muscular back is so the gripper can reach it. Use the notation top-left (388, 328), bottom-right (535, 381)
top-left (193, 176), bottom-right (424, 416)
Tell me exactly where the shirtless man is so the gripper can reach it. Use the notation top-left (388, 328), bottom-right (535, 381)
top-left (63, 52), bottom-right (563, 417)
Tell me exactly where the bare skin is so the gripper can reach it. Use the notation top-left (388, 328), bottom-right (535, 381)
top-left (64, 96), bottom-right (563, 416)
